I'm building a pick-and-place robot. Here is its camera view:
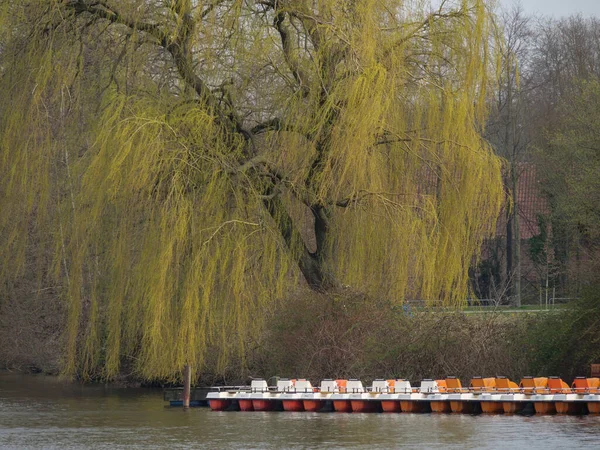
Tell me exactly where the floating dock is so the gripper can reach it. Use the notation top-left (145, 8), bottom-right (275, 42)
top-left (202, 376), bottom-right (600, 415)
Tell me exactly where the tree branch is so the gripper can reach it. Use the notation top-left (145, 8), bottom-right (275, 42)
top-left (250, 118), bottom-right (312, 142)
top-left (382, 10), bottom-right (466, 59)
top-left (273, 10), bottom-right (310, 96)
top-left (66, 0), bottom-right (251, 144)
top-left (251, 118), bottom-right (282, 134)
top-left (66, 1), bottom-right (166, 40)
top-left (334, 191), bottom-right (408, 208)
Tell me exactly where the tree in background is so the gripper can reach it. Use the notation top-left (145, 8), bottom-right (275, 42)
top-left (529, 16), bottom-right (600, 296)
top-left (477, 11), bottom-right (600, 305)
top-left (539, 79), bottom-right (600, 273)
top-left (0, 0), bottom-right (503, 380)
top-left (484, 4), bottom-right (533, 306)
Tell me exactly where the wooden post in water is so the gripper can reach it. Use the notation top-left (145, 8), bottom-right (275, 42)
top-left (183, 364), bottom-right (191, 409)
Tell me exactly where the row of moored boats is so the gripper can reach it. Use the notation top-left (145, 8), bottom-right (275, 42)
top-left (207, 376), bottom-right (600, 415)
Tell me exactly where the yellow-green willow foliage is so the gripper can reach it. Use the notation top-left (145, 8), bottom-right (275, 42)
top-left (0, 0), bottom-right (503, 380)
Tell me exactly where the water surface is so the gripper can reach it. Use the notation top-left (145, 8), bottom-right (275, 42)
top-left (1, 373), bottom-right (599, 449)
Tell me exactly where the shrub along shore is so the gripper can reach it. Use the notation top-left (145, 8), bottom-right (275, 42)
top-left (1, 288), bottom-right (599, 386)
top-left (224, 288), bottom-right (599, 387)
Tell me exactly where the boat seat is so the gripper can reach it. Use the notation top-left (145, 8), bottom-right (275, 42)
top-left (445, 377), bottom-right (467, 393)
top-left (335, 379), bottom-right (348, 393)
top-left (294, 379), bottom-right (313, 393)
top-left (394, 379), bottom-right (412, 394)
top-left (319, 379), bottom-right (339, 393)
top-left (371, 379), bottom-right (392, 393)
top-left (251, 379), bottom-right (269, 393)
top-left (469, 377), bottom-right (496, 392)
top-left (420, 379), bottom-right (439, 394)
top-left (435, 379), bottom-right (448, 393)
top-left (519, 377), bottom-right (548, 394)
top-left (277, 378), bottom-right (295, 392)
top-left (495, 376), bottom-right (519, 393)
top-left (572, 377), bottom-right (600, 394)
top-left (386, 379), bottom-right (396, 393)
top-left (548, 376), bottom-right (571, 394)
top-left (347, 379), bottom-right (365, 394)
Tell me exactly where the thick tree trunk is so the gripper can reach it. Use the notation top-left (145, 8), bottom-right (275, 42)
top-left (298, 252), bottom-right (327, 289)
top-left (263, 195), bottom-right (331, 291)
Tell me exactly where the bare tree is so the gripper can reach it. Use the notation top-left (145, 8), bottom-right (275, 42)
top-left (486, 3), bottom-right (534, 306)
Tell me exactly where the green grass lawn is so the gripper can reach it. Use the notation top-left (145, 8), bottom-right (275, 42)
top-left (462, 302), bottom-right (572, 313)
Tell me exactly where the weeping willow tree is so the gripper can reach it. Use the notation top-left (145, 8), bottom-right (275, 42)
top-left (0, 0), bottom-right (503, 380)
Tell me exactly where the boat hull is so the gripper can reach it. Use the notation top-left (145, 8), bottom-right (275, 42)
top-left (400, 401), bottom-right (422, 413)
top-left (209, 399), bottom-right (230, 411)
top-left (333, 400), bottom-right (352, 412)
top-left (555, 402), bottom-right (583, 415)
top-left (239, 399), bottom-right (254, 411)
top-left (351, 400), bottom-right (378, 413)
top-left (381, 401), bottom-right (401, 413)
top-left (588, 402), bottom-right (600, 414)
top-left (534, 402), bottom-right (556, 414)
top-left (481, 402), bottom-right (503, 414)
top-left (430, 401), bottom-right (450, 413)
top-left (252, 399), bottom-right (274, 411)
top-left (450, 401), bottom-right (471, 413)
top-left (282, 400), bottom-right (304, 412)
top-left (503, 402), bottom-right (524, 414)
top-left (303, 400), bottom-right (323, 412)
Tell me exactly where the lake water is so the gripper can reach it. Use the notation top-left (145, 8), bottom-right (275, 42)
top-left (1, 373), bottom-right (599, 449)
